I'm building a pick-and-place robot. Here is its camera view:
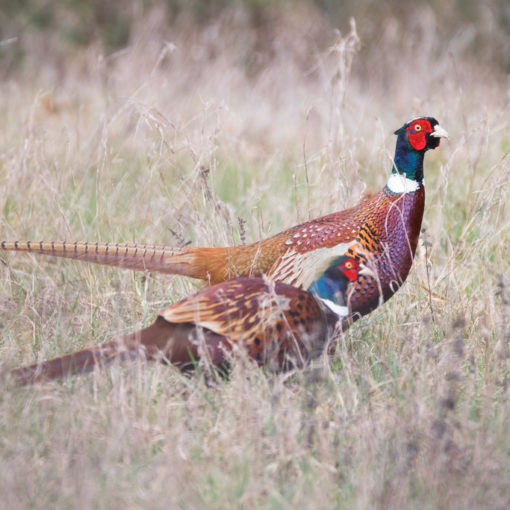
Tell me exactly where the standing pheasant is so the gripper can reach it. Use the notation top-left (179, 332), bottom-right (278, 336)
top-left (7, 256), bottom-right (366, 385)
top-left (1, 117), bottom-right (447, 324)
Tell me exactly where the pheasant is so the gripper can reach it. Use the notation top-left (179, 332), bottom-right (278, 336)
top-left (1, 117), bottom-right (447, 323)
top-left (7, 256), bottom-right (367, 385)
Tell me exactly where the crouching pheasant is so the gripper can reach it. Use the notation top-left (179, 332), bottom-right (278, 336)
top-left (1, 117), bottom-right (447, 323)
top-left (7, 256), bottom-right (366, 385)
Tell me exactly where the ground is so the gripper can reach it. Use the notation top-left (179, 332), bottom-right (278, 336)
top-left (0, 2), bottom-right (509, 508)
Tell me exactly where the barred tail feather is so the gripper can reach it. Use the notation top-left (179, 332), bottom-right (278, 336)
top-left (0, 240), bottom-right (270, 284)
top-left (0, 241), bottom-right (222, 281)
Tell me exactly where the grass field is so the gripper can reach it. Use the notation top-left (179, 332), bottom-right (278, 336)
top-left (1, 2), bottom-right (510, 508)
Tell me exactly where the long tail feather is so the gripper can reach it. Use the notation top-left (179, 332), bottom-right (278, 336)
top-left (6, 317), bottom-right (230, 386)
top-left (0, 240), bottom-right (268, 284)
top-left (9, 340), bottom-right (130, 385)
top-left (7, 318), bottom-right (170, 385)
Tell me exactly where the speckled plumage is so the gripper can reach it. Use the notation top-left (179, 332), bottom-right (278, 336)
top-left (8, 257), bottom-right (361, 384)
top-left (1, 117), bottom-right (446, 328)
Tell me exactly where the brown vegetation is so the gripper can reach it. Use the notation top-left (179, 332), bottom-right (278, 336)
top-left (0, 1), bottom-right (509, 507)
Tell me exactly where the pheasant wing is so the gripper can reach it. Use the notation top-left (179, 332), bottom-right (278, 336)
top-left (159, 276), bottom-right (331, 368)
top-left (159, 278), bottom-right (289, 343)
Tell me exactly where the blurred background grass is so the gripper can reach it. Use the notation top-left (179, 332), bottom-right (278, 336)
top-left (1, 0), bottom-right (510, 68)
top-left (0, 1), bottom-right (509, 508)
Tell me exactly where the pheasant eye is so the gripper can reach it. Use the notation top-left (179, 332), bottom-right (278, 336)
top-left (414, 124), bottom-right (422, 132)
top-left (345, 261), bottom-right (353, 269)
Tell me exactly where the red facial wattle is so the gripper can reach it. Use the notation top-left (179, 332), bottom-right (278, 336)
top-left (407, 119), bottom-right (433, 151)
top-left (340, 259), bottom-right (360, 282)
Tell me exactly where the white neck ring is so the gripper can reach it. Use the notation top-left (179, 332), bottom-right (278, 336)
top-left (386, 173), bottom-right (423, 193)
top-left (320, 298), bottom-right (348, 318)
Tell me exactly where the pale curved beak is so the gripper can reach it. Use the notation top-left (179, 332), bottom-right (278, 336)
top-left (359, 263), bottom-right (377, 279)
top-left (431, 124), bottom-right (449, 139)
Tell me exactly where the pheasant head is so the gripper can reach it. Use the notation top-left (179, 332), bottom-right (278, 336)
top-left (307, 256), bottom-right (368, 317)
top-left (388, 117), bottom-right (448, 191)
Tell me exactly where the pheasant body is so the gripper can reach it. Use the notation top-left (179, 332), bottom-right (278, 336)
top-left (8, 257), bottom-right (362, 384)
top-left (1, 117), bottom-right (447, 325)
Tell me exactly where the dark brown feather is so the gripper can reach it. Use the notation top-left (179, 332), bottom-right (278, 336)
top-left (7, 278), bottom-right (339, 385)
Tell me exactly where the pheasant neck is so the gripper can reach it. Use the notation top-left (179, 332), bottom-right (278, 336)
top-left (386, 139), bottom-right (426, 193)
top-left (392, 138), bottom-right (425, 182)
top-left (307, 259), bottom-right (350, 306)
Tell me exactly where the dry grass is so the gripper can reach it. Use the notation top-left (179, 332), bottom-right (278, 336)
top-left (1, 3), bottom-right (510, 508)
